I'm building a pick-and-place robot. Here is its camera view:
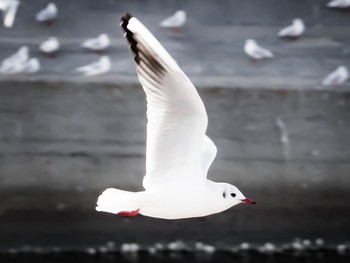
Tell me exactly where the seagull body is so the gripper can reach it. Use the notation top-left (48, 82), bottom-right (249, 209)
top-left (160, 10), bottom-right (186, 28)
top-left (278, 19), bottom-right (305, 38)
top-left (0, 0), bottom-right (19, 28)
top-left (96, 13), bottom-right (255, 220)
top-left (327, 0), bottom-right (350, 8)
top-left (76, 55), bottom-right (111, 76)
top-left (1, 57), bottom-right (39, 75)
top-left (0, 46), bottom-right (29, 74)
top-left (39, 37), bottom-right (60, 55)
top-left (322, 66), bottom-right (349, 86)
top-left (244, 39), bottom-right (274, 60)
top-left (81, 33), bottom-right (110, 52)
top-left (36, 2), bottom-right (57, 23)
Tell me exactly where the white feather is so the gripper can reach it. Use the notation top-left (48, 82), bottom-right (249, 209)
top-left (76, 56), bottom-right (111, 76)
top-left (278, 18), bottom-right (305, 38)
top-left (160, 10), bottom-right (186, 28)
top-left (81, 34), bottom-right (110, 51)
top-left (244, 39), bottom-right (274, 60)
top-left (322, 66), bottom-right (349, 86)
top-left (36, 2), bottom-right (57, 22)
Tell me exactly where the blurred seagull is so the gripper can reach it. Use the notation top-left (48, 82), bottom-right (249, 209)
top-left (327, 0), bottom-right (350, 8)
top-left (0, 0), bottom-right (19, 28)
top-left (76, 55), bottom-right (111, 76)
top-left (0, 46), bottom-right (29, 73)
top-left (39, 37), bottom-right (60, 57)
top-left (95, 13), bottom-right (256, 220)
top-left (21, 58), bottom-right (40, 74)
top-left (36, 2), bottom-right (57, 24)
top-left (81, 33), bottom-right (110, 54)
top-left (1, 57), bottom-right (40, 75)
top-left (160, 10), bottom-right (186, 30)
top-left (322, 66), bottom-right (349, 86)
top-left (278, 18), bottom-right (305, 39)
top-left (244, 39), bottom-right (274, 62)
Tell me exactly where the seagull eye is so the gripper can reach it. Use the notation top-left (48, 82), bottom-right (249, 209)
top-left (231, 193), bottom-right (236, 198)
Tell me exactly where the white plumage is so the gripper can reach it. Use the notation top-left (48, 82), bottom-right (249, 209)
top-left (81, 33), bottom-right (110, 52)
top-left (327, 0), bottom-right (350, 8)
top-left (39, 37), bottom-right (60, 55)
top-left (322, 66), bottom-right (349, 86)
top-left (36, 2), bottom-right (57, 22)
top-left (0, 0), bottom-right (19, 28)
top-left (244, 39), bottom-right (274, 60)
top-left (96, 13), bottom-right (255, 220)
top-left (0, 46), bottom-right (29, 74)
top-left (160, 10), bottom-right (186, 28)
top-left (76, 55), bottom-right (111, 76)
top-left (278, 18), bottom-right (305, 38)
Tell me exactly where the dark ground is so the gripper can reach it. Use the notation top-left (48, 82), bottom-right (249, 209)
top-left (0, 0), bottom-right (350, 251)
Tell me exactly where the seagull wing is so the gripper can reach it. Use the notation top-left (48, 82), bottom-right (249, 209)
top-left (121, 13), bottom-right (208, 191)
top-left (201, 135), bottom-right (217, 177)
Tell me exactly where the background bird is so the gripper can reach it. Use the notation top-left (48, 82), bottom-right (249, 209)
top-left (160, 10), bottom-right (186, 30)
top-left (327, 0), bottom-right (350, 8)
top-left (244, 39), bottom-right (274, 62)
top-left (36, 2), bottom-right (57, 24)
top-left (39, 37), bottom-right (60, 57)
top-left (0, 46), bottom-right (29, 73)
top-left (76, 55), bottom-right (111, 76)
top-left (278, 18), bottom-right (305, 39)
top-left (0, 0), bottom-right (19, 28)
top-left (322, 65), bottom-right (349, 86)
top-left (81, 33), bottom-right (110, 54)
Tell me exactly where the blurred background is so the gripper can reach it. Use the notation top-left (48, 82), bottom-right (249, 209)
top-left (0, 0), bottom-right (349, 262)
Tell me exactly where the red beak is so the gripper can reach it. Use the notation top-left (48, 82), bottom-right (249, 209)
top-left (241, 198), bottom-right (256, 205)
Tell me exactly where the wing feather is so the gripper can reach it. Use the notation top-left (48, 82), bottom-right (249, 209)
top-left (121, 13), bottom-right (209, 190)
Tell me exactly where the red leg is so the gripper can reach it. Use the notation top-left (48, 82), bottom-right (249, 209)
top-left (117, 209), bottom-right (140, 217)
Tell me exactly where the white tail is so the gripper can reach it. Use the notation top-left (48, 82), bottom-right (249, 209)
top-left (96, 188), bottom-right (141, 215)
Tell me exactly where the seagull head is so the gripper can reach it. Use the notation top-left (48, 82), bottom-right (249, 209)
top-left (293, 18), bottom-right (303, 26)
top-left (220, 183), bottom-right (256, 206)
top-left (175, 10), bottom-right (186, 19)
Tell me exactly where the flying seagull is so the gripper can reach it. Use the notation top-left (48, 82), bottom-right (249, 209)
top-left (96, 13), bottom-right (256, 220)
top-left (244, 39), bottom-right (274, 62)
top-left (278, 18), bottom-right (305, 39)
top-left (322, 65), bottom-right (349, 86)
top-left (0, 0), bottom-right (20, 28)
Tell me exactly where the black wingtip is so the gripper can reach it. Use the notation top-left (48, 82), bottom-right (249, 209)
top-left (121, 13), bottom-right (132, 23)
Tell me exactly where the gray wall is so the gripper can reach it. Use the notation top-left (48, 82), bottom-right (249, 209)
top-left (0, 0), bottom-right (349, 249)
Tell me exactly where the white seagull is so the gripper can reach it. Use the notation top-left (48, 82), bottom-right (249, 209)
top-left (278, 18), bottom-right (305, 39)
top-left (327, 0), bottom-right (350, 8)
top-left (36, 2), bottom-right (57, 23)
top-left (322, 66), bottom-right (349, 86)
top-left (39, 37), bottom-right (60, 56)
top-left (76, 55), bottom-right (111, 76)
top-left (0, 46), bottom-right (29, 73)
top-left (244, 39), bottom-right (274, 62)
top-left (0, 0), bottom-right (20, 28)
top-left (160, 10), bottom-right (186, 29)
top-left (81, 33), bottom-right (110, 53)
top-left (96, 13), bottom-right (256, 220)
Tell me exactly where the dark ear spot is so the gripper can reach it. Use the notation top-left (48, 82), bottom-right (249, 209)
top-left (223, 191), bottom-right (226, 198)
top-left (231, 193), bottom-right (236, 198)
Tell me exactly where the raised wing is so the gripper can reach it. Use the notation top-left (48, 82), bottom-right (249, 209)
top-left (121, 13), bottom-right (208, 190)
top-left (201, 135), bottom-right (217, 177)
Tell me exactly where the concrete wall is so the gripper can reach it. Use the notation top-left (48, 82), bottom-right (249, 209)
top-left (0, 0), bottom-right (349, 249)
top-left (0, 80), bottom-right (349, 248)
